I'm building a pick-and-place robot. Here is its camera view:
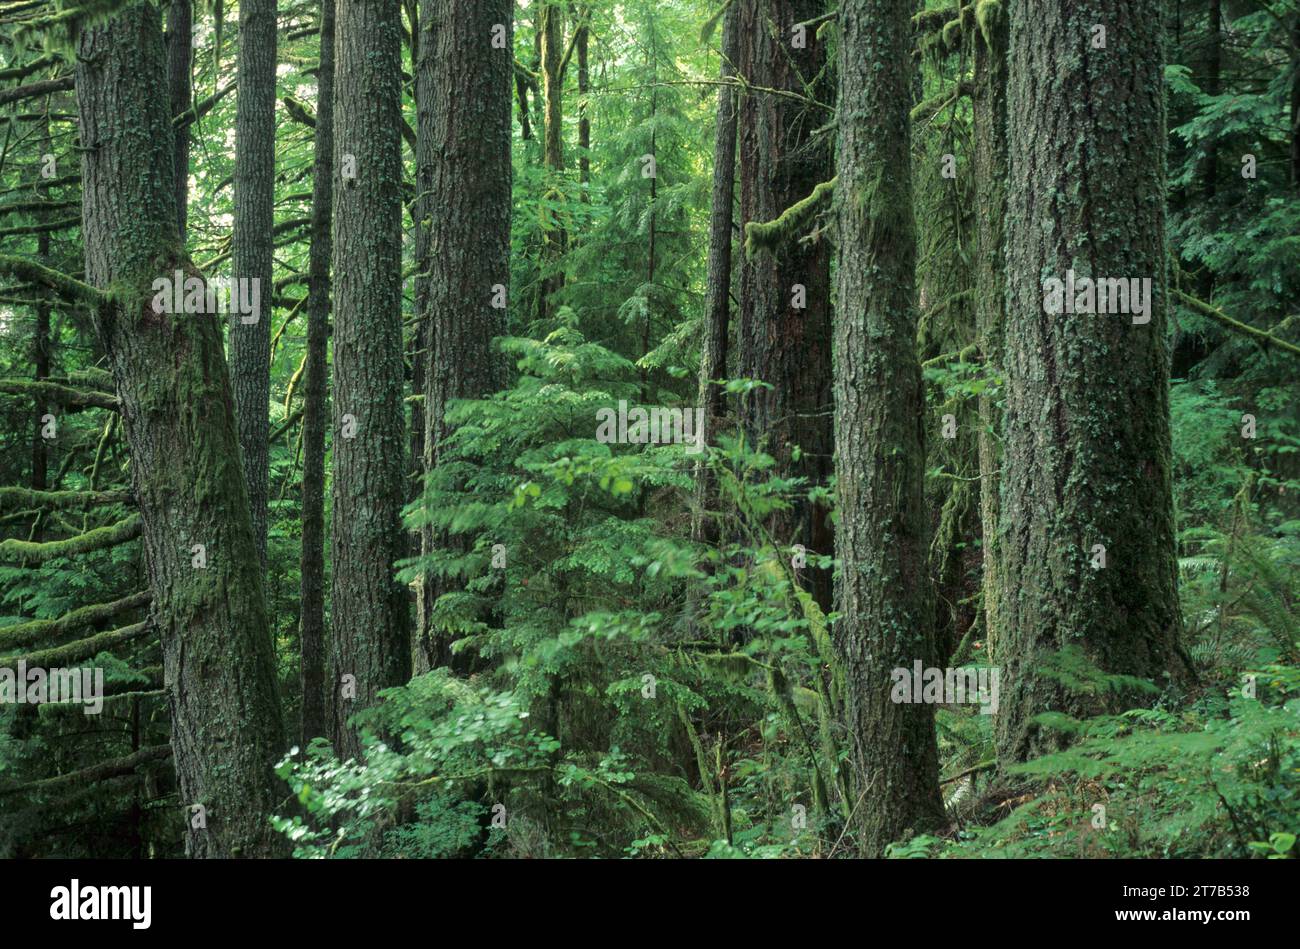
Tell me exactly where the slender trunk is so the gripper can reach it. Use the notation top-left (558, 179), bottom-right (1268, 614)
top-left (693, 5), bottom-right (739, 547)
top-left (230, 0), bottom-right (278, 565)
top-left (76, 1), bottom-right (286, 857)
top-left (329, 0), bottom-right (412, 760)
top-left (537, 0), bottom-right (566, 319)
top-left (31, 119), bottom-right (51, 496)
top-left (576, 4), bottom-right (590, 191)
top-left (166, 0), bottom-right (193, 240)
top-left (299, 0), bottom-right (335, 746)
top-left (1291, 15), bottom-right (1300, 187)
top-left (997, 0), bottom-right (1191, 764)
top-left (971, 1), bottom-right (1008, 658)
top-left (832, 0), bottom-right (945, 855)
top-left (516, 71), bottom-right (534, 141)
top-left (411, 0), bottom-right (436, 634)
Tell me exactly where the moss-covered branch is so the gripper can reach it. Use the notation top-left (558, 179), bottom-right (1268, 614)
top-left (0, 513), bottom-right (141, 562)
top-left (1173, 290), bottom-right (1300, 359)
top-left (0, 54), bottom-right (63, 83)
top-left (0, 620), bottom-right (152, 671)
top-left (744, 175), bottom-right (837, 258)
top-left (0, 486), bottom-right (131, 514)
top-left (0, 216), bottom-right (79, 238)
top-left (0, 744), bottom-right (171, 798)
top-left (0, 75), bottom-right (73, 108)
top-left (282, 95), bottom-right (315, 128)
top-left (911, 79), bottom-right (974, 123)
top-left (0, 255), bottom-right (103, 309)
top-left (912, 5), bottom-right (960, 35)
top-left (0, 378), bottom-right (118, 411)
top-left (0, 590), bottom-right (149, 652)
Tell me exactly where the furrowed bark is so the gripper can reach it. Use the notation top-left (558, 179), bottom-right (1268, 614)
top-left (413, 0), bottom-right (513, 674)
top-left (997, 0), bottom-right (1192, 764)
top-left (299, 0), bottom-right (335, 746)
top-left (832, 0), bottom-right (946, 855)
top-left (75, 1), bottom-right (287, 857)
top-left (735, 0), bottom-right (834, 610)
top-left (229, 0), bottom-right (277, 564)
top-left (329, 0), bottom-right (412, 760)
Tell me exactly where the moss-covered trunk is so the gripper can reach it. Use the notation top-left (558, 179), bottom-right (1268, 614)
top-left (997, 0), bottom-right (1192, 763)
top-left (832, 0), bottom-right (945, 855)
top-left (329, 0), bottom-right (411, 759)
top-left (75, 1), bottom-right (286, 857)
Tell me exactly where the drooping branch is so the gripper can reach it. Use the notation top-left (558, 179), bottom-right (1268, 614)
top-left (743, 175), bottom-right (837, 258)
top-left (0, 486), bottom-right (131, 514)
top-left (0, 590), bottom-right (149, 653)
top-left (0, 378), bottom-right (117, 411)
top-left (0, 255), bottom-right (103, 309)
top-left (0, 744), bottom-right (171, 798)
top-left (0, 620), bottom-right (153, 671)
top-left (911, 79), bottom-right (974, 123)
top-left (0, 215), bottom-right (79, 237)
top-left (1172, 289), bottom-right (1300, 359)
top-left (0, 513), bottom-right (141, 562)
top-left (0, 75), bottom-right (73, 108)
top-left (0, 54), bottom-right (63, 83)
top-left (173, 78), bottom-right (236, 130)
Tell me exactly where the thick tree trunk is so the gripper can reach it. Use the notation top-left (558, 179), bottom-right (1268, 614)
top-left (997, 0), bottom-right (1191, 764)
top-left (735, 0), bottom-right (833, 609)
top-left (971, 3), bottom-right (1008, 658)
top-left (832, 0), bottom-right (945, 855)
top-left (329, 0), bottom-right (412, 760)
top-left (299, 0), bottom-right (335, 746)
top-left (230, 0), bottom-right (278, 564)
top-left (412, 0), bottom-right (513, 674)
top-left (76, 1), bottom-right (286, 857)
top-left (693, 5), bottom-right (739, 547)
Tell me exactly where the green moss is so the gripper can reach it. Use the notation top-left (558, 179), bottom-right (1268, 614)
top-left (743, 175), bottom-right (837, 259)
top-left (975, 0), bottom-right (1003, 50)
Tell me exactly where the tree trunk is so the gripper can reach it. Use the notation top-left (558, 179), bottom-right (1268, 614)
top-left (997, 0), bottom-right (1191, 764)
top-left (537, 0), bottom-right (566, 318)
top-left (832, 0), bottom-right (945, 856)
top-left (230, 0), bottom-right (278, 564)
top-left (166, 0), bottom-right (193, 240)
top-left (412, 0), bottom-right (513, 674)
top-left (575, 3), bottom-right (590, 191)
top-left (971, 1), bottom-right (1008, 658)
top-left (735, 0), bottom-right (833, 609)
top-left (299, 0), bottom-right (335, 746)
top-left (329, 0), bottom-right (412, 760)
top-left (693, 4), bottom-right (739, 547)
top-left (76, 1), bottom-right (286, 857)
top-left (31, 121), bottom-right (52, 497)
